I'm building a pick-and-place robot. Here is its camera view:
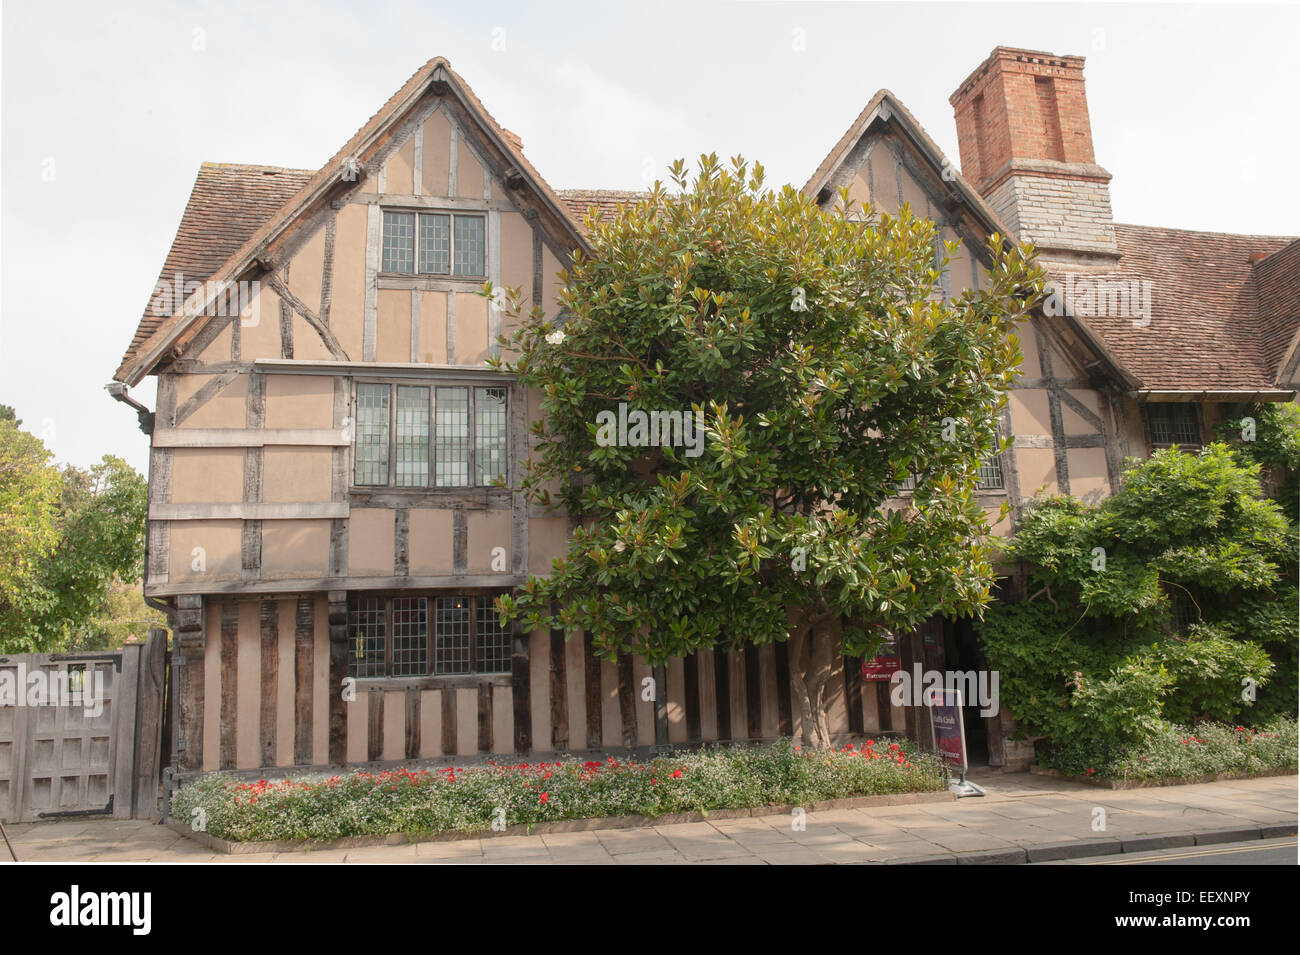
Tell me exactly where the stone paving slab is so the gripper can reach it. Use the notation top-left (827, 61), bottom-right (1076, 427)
top-left (3, 772), bottom-right (1293, 865)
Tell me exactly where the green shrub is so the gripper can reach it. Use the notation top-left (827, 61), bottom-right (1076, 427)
top-left (171, 739), bottom-right (947, 843)
top-left (1041, 716), bottom-right (1297, 780)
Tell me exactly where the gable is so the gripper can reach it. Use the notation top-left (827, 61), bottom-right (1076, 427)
top-left (803, 90), bottom-right (1140, 395)
top-left (115, 57), bottom-right (588, 386)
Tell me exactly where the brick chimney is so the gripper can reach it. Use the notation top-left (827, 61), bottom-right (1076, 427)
top-left (950, 47), bottom-right (1119, 268)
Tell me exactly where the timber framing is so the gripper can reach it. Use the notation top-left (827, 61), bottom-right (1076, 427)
top-left (114, 58), bottom-right (586, 387)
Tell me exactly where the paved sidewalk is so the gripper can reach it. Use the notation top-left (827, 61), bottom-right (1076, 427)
top-left (4, 772), bottom-right (1295, 864)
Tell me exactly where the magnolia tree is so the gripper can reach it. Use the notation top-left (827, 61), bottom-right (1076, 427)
top-left (492, 155), bottom-right (1044, 748)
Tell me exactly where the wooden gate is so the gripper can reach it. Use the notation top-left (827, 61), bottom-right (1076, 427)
top-left (0, 630), bottom-right (167, 822)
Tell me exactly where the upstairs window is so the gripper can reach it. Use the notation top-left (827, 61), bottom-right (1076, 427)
top-left (1146, 403), bottom-right (1201, 448)
top-left (354, 382), bottom-right (507, 489)
top-left (381, 210), bottom-right (486, 277)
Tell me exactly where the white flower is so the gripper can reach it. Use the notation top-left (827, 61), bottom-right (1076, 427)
top-left (613, 541), bottom-right (626, 553)
top-left (545, 329), bottom-right (566, 346)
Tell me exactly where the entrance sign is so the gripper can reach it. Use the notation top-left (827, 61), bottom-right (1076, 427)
top-left (926, 687), bottom-right (984, 797)
top-left (861, 631), bottom-right (901, 682)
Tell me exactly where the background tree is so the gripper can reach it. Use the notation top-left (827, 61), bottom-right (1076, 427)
top-left (978, 444), bottom-right (1294, 772)
top-left (494, 155), bottom-right (1043, 747)
top-left (0, 405), bottom-right (63, 649)
top-left (0, 407), bottom-right (153, 652)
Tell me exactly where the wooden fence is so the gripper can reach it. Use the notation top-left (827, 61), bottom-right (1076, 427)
top-left (0, 629), bottom-right (167, 822)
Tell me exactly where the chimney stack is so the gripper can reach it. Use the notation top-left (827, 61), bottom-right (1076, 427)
top-left (950, 47), bottom-right (1119, 269)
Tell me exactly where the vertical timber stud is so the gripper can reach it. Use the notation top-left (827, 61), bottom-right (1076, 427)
top-left (148, 374), bottom-right (176, 588)
top-left (477, 684), bottom-right (492, 754)
top-left (258, 600), bottom-right (278, 768)
top-left (713, 647), bottom-right (732, 741)
top-left (327, 590), bottom-right (349, 766)
top-left (743, 645), bottom-right (762, 740)
top-left (842, 653), bottom-right (864, 735)
top-left (441, 687), bottom-right (457, 756)
top-left (320, 215), bottom-right (336, 333)
top-left (899, 632), bottom-right (918, 743)
top-left (367, 690), bottom-right (383, 762)
top-left (363, 205), bottom-right (380, 362)
top-left (616, 652), bottom-right (636, 750)
top-left (405, 687), bottom-right (420, 760)
top-left (511, 620), bottom-right (532, 754)
top-left (219, 599), bottom-right (238, 770)
top-left (330, 376), bottom-right (349, 579)
top-left (876, 681), bottom-right (893, 732)
top-left (394, 509), bottom-right (409, 577)
top-left (683, 652), bottom-right (701, 742)
top-left (583, 633), bottom-right (602, 751)
top-left (294, 596), bottom-right (314, 764)
top-left (279, 298), bottom-right (294, 358)
top-left (774, 642), bottom-right (793, 738)
top-left (452, 506), bottom-right (467, 576)
top-left (1034, 324), bottom-right (1071, 496)
top-left (548, 603), bottom-right (568, 751)
top-left (174, 595), bottom-right (205, 771)
top-left (652, 662), bottom-right (669, 750)
top-left (242, 371), bottom-right (265, 582)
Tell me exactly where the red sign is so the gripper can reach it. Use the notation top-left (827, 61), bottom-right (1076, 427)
top-left (861, 631), bottom-right (900, 682)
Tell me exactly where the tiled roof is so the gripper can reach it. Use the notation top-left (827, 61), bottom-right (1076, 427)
top-left (1254, 238), bottom-right (1300, 379)
top-left (1058, 225), bottom-right (1297, 392)
top-left (120, 163), bottom-right (313, 372)
top-left (555, 189), bottom-right (649, 235)
top-left (119, 62), bottom-right (1297, 399)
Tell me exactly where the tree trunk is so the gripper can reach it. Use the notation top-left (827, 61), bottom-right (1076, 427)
top-left (789, 611), bottom-right (836, 749)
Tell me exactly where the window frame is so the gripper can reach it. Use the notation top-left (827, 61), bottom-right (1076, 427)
top-left (352, 379), bottom-right (510, 491)
top-left (1144, 402), bottom-right (1203, 451)
top-left (379, 208), bottom-right (487, 279)
top-left (892, 451), bottom-right (1007, 496)
top-left (347, 591), bottom-right (513, 680)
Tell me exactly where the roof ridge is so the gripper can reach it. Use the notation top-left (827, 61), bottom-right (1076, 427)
top-left (199, 161), bottom-right (315, 175)
top-left (1114, 222), bottom-right (1298, 243)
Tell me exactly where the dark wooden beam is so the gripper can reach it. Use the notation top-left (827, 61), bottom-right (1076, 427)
top-left (259, 599), bottom-right (278, 767)
top-left (511, 621), bottom-right (532, 754)
top-left (219, 599), bottom-right (238, 770)
top-left (294, 596), bottom-right (314, 764)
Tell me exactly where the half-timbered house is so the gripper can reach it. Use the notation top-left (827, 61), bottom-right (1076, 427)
top-left (110, 47), bottom-right (1298, 775)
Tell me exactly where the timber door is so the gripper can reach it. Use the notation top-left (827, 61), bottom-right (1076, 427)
top-left (1, 654), bottom-right (126, 826)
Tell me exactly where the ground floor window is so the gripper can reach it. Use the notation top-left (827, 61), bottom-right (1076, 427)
top-left (348, 593), bottom-right (510, 678)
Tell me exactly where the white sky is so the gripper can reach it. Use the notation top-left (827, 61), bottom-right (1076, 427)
top-left (2, 0), bottom-right (1297, 475)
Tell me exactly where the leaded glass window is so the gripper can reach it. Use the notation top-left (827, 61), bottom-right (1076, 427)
top-left (1147, 403), bottom-right (1201, 447)
top-left (348, 597), bottom-right (387, 678)
top-left (395, 386), bottom-right (430, 487)
top-left (434, 596), bottom-right (472, 675)
top-left (354, 383), bottom-right (390, 485)
top-left (380, 210), bottom-right (485, 277)
top-left (474, 386), bottom-right (507, 486)
top-left (381, 211), bottom-right (416, 274)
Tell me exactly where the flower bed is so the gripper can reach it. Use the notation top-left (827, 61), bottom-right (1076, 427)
top-left (1038, 716), bottom-right (1297, 783)
top-left (171, 739), bottom-right (947, 843)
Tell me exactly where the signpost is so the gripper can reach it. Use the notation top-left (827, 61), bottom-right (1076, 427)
top-left (927, 687), bottom-right (984, 797)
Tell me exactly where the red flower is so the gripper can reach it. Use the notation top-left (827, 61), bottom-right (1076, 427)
top-left (671, 769), bottom-right (683, 779)
top-left (540, 792), bottom-right (548, 804)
